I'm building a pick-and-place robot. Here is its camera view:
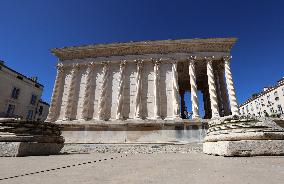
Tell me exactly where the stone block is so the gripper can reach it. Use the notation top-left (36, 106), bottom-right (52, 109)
top-left (203, 116), bottom-right (284, 156)
top-left (0, 142), bottom-right (64, 157)
top-left (203, 140), bottom-right (284, 156)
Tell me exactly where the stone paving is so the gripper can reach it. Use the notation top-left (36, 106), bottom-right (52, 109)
top-left (0, 144), bottom-right (284, 184)
top-left (61, 143), bottom-right (203, 154)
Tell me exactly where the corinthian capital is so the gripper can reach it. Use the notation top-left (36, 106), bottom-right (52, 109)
top-left (100, 61), bottom-right (109, 66)
top-left (56, 63), bottom-right (64, 71)
top-left (120, 60), bottom-right (127, 67)
top-left (154, 59), bottom-right (162, 66)
top-left (72, 63), bottom-right (81, 71)
top-left (205, 56), bottom-right (215, 64)
top-left (188, 56), bottom-right (197, 64)
top-left (223, 56), bottom-right (232, 63)
top-left (87, 62), bottom-right (95, 68)
top-left (170, 59), bottom-right (178, 65)
top-left (135, 59), bottom-right (144, 69)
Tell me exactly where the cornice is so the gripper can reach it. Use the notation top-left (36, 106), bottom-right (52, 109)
top-left (52, 38), bottom-right (237, 61)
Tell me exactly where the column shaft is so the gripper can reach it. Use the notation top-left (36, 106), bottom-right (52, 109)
top-left (135, 60), bottom-right (143, 119)
top-left (218, 65), bottom-right (230, 116)
top-left (172, 61), bottom-right (181, 119)
top-left (116, 61), bottom-right (127, 119)
top-left (224, 57), bottom-right (239, 115)
top-left (206, 58), bottom-right (220, 118)
top-left (64, 64), bottom-right (79, 120)
top-left (46, 64), bottom-right (64, 122)
top-left (189, 59), bottom-right (200, 119)
top-left (81, 63), bottom-right (94, 120)
top-left (153, 60), bottom-right (161, 119)
top-left (98, 62), bottom-right (110, 120)
top-left (214, 67), bottom-right (223, 116)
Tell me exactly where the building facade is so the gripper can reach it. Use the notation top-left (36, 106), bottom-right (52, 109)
top-left (0, 61), bottom-right (49, 121)
top-left (47, 38), bottom-right (239, 122)
top-left (239, 77), bottom-right (284, 117)
top-left (35, 100), bottom-right (50, 121)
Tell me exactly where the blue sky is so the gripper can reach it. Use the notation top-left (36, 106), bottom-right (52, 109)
top-left (0, 0), bottom-right (283, 115)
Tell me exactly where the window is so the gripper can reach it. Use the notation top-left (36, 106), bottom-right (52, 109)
top-left (255, 101), bottom-right (259, 109)
top-left (270, 107), bottom-right (274, 114)
top-left (278, 105), bottom-right (283, 114)
top-left (264, 110), bottom-right (269, 117)
top-left (16, 75), bottom-right (23, 80)
top-left (274, 91), bottom-right (279, 101)
top-left (261, 98), bottom-right (264, 106)
top-left (267, 95), bottom-right (271, 101)
top-left (282, 87), bottom-right (284, 96)
top-left (6, 104), bottom-right (15, 117)
top-left (27, 110), bottom-right (33, 120)
top-left (30, 95), bottom-right (37, 105)
top-left (38, 106), bottom-right (43, 116)
top-left (11, 87), bottom-right (20, 99)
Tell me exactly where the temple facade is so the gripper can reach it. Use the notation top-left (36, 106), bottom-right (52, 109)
top-left (46, 38), bottom-right (239, 143)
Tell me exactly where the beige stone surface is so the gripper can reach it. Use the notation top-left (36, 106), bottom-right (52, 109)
top-left (0, 152), bottom-right (284, 184)
top-left (47, 38), bottom-right (238, 124)
top-left (203, 140), bottom-right (284, 156)
top-left (203, 116), bottom-right (284, 156)
top-left (0, 142), bottom-right (64, 157)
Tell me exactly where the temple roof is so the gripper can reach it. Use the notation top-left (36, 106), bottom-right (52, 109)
top-left (51, 37), bottom-right (237, 61)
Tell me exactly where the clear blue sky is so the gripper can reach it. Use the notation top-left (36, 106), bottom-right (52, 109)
top-left (0, 0), bottom-right (283, 114)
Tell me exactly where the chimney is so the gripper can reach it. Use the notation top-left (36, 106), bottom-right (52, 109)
top-left (30, 77), bottom-right (38, 82)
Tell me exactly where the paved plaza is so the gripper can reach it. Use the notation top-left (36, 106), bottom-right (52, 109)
top-left (0, 150), bottom-right (284, 184)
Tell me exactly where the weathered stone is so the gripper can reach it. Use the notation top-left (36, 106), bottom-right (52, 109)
top-left (203, 116), bottom-right (284, 156)
top-left (0, 118), bottom-right (64, 157)
top-left (203, 140), bottom-right (284, 156)
top-left (47, 38), bottom-right (238, 143)
top-left (0, 142), bottom-right (64, 157)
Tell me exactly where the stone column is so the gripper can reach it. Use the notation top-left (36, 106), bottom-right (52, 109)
top-left (188, 57), bottom-right (200, 119)
top-left (64, 64), bottom-right (80, 120)
top-left (135, 60), bottom-right (143, 119)
top-left (218, 64), bottom-right (230, 116)
top-left (46, 63), bottom-right (64, 122)
top-left (98, 62), bottom-right (110, 120)
top-left (206, 57), bottom-right (220, 118)
top-left (172, 61), bottom-right (181, 119)
top-left (116, 60), bottom-right (127, 120)
top-left (224, 56), bottom-right (239, 115)
top-left (153, 59), bottom-right (161, 119)
top-left (81, 62), bottom-right (95, 120)
top-left (214, 66), bottom-right (224, 116)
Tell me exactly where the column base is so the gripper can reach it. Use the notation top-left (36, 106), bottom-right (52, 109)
top-left (173, 116), bottom-right (182, 121)
top-left (211, 113), bottom-right (220, 119)
top-left (192, 115), bottom-right (201, 120)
